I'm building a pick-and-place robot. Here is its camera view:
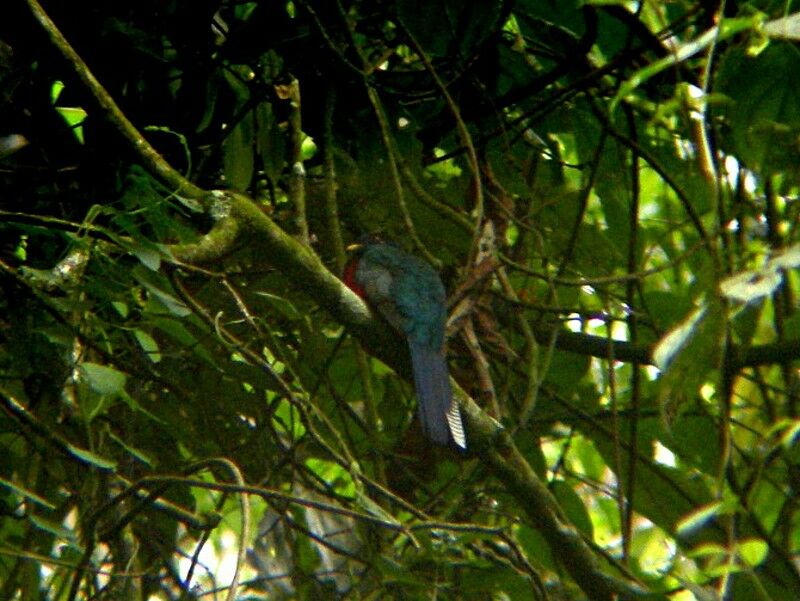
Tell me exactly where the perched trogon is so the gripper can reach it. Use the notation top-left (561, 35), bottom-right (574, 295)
top-left (344, 235), bottom-right (466, 449)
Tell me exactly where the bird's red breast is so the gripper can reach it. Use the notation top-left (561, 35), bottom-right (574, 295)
top-left (343, 258), bottom-right (366, 299)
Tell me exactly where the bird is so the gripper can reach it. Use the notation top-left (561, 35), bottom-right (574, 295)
top-left (343, 235), bottom-right (466, 449)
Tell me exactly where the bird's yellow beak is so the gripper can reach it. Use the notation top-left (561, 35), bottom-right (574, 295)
top-left (346, 242), bottom-right (363, 252)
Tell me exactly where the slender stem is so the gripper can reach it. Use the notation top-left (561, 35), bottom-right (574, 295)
top-left (287, 77), bottom-right (309, 245)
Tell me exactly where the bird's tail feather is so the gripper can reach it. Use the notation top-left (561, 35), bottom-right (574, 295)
top-left (408, 341), bottom-right (466, 448)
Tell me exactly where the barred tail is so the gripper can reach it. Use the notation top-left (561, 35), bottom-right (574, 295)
top-left (408, 341), bottom-right (466, 449)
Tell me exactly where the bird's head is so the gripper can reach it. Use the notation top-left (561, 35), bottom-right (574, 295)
top-left (345, 232), bottom-right (389, 256)
top-left (343, 233), bottom-right (399, 298)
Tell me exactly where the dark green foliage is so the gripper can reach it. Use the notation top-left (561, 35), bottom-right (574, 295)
top-left (2, 2), bottom-right (800, 600)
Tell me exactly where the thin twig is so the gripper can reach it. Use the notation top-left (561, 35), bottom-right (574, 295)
top-left (399, 22), bottom-right (485, 245)
top-left (286, 77), bottom-right (310, 245)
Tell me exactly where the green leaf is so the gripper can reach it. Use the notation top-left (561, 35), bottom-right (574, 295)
top-left (643, 290), bottom-right (694, 334)
top-left (551, 480), bottom-right (593, 538)
top-left (272, 397), bottom-right (305, 439)
top-left (687, 541), bottom-right (727, 559)
top-left (585, 419), bottom-right (714, 536)
top-left (397, 0), bottom-right (504, 58)
top-left (28, 514), bottom-right (76, 541)
top-left (150, 317), bottom-right (216, 366)
top-left (119, 390), bottom-right (164, 423)
top-left (612, 16), bottom-right (761, 113)
top-left (300, 135), bottom-right (317, 160)
top-left (81, 362), bottom-right (127, 395)
top-left (107, 430), bottom-right (154, 467)
top-left (305, 458), bottom-right (355, 498)
top-left (630, 526), bottom-right (674, 576)
top-left (222, 114), bottom-right (255, 192)
top-left (676, 501), bottom-right (730, 538)
top-left (254, 291), bottom-right (301, 320)
top-left (571, 436), bottom-right (606, 482)
top-left (653, 299), bottom-right (725, 423)
top-left (133, 329), bottom-right (161, 363)
top-left (0, 477), bottom-right (56, 510)
top-left (255, 100), bottom-right (287, 184)
top-left (355, 489), bottom-right (399, 525)
top-left (652, 306), bottom-right (707, 370)
top-left (716, 42), bottom-right (800, 176)
top-left (133, 266), bottom-right (191, 317)
top-left (55, 107), bottom-right (87, 144)
top-left (66, 444), bottom-right (117, 471)
top-left (719, 269), bottom-right (782, 304)
top-left (127, 241), bottom-right (162, 271)
top-left (663, 415), bottom-right (720, 476)
top-left (544, 350), bottom-right (590, 398)
top-left (515, 523), bottom-right (556, 571)
top-left (112, 301), bottom-right (129, 318)
top-left (457, 565), bottom-right (533, 600)
top-left (50, 80), bottom-right (65, 103)
top-left (737, 538), bottom-right (768, 567)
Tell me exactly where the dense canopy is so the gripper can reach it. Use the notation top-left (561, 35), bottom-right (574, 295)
top-left (2, 1), bottom-right (800, 600)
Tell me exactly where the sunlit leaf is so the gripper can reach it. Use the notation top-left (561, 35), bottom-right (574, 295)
top-left (630, 526), bottom-right (674, 575)
top-left (112, 301), bottom-right (129, 318)
top-left (768, 243), bottom-right (800, 270)
top-left (50, 80), bottom-right (65, 103)
top-left (687, 542), bottom-right (727, 560)
top-left (737, 538), bottom-right (768, 567)
top-left (300, 135), bottom-right (317, 160)
top-left (272, 397), bottom-right (305, 439)
top-left (305, 458), bottom-right (355, 497)
top-left (55, 107), bottom-right (87, 144)
top-left (653, 306), bottom-right (707, 370)
top-left (676, 501), bottom-right (728, 538)
top-left (764, 12), bottom-right (800, 40)
top-left (719, 269), bottom-right (782, 304)
top-left (779, 420), bottom-right (800, 449)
